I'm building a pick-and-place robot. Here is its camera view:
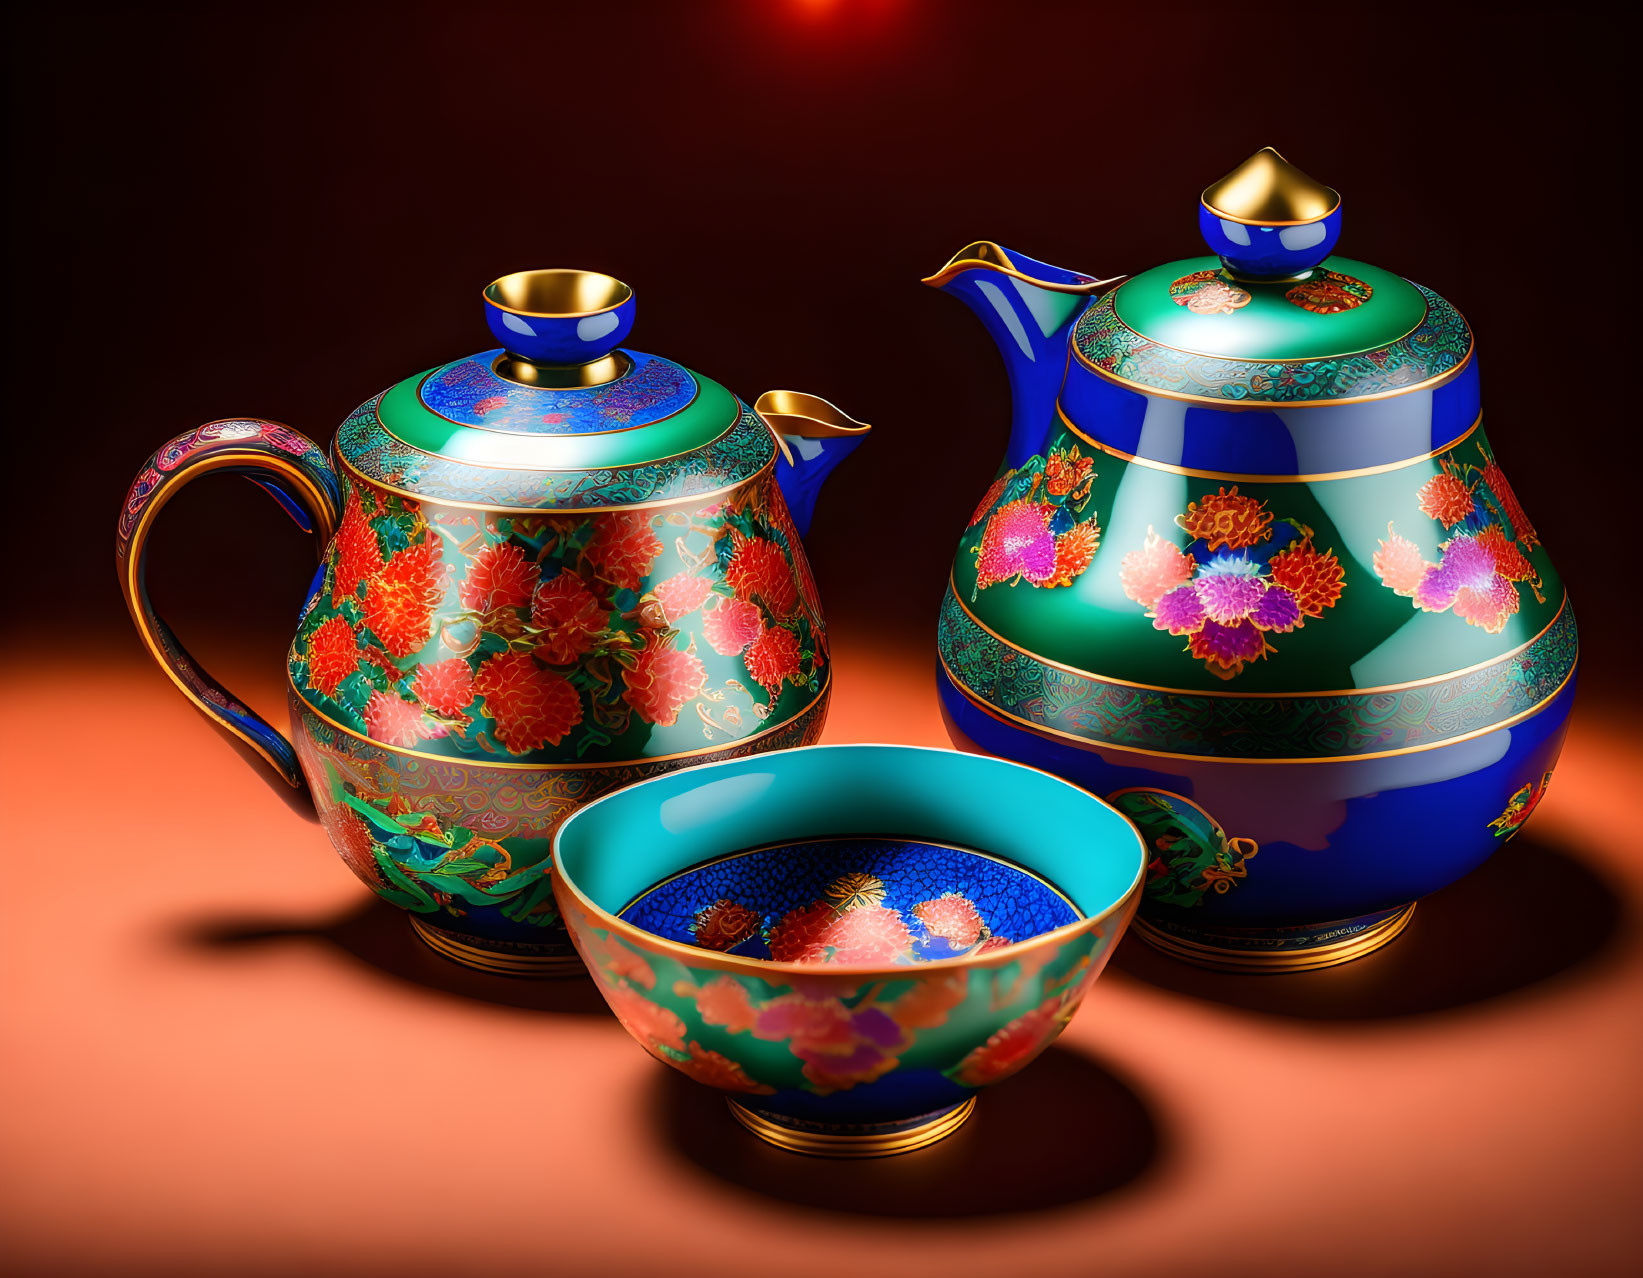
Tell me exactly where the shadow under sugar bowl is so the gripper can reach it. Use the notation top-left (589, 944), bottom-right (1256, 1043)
top-left (552, 744), bottom-right (1146, 1157)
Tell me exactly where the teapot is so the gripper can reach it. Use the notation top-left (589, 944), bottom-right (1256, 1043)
top-left (929, 150), bottom-right (1575, 971)
top-left (116, 269), bottom-right (869, 975)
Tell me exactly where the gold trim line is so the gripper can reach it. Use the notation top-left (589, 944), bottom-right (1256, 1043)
top-left (1056, 404), bottom-right (1484, 483)
top-left (1131, 904), bottom-right (1413, 972)
top-left (921, 240), bottom-right (1126, 294)
top-left (726, 1097), bottom-right (976, 1157)
top-left (410, 917), bottom-right (586, 977)
top-left (290, 673), bottom-right (831, 772)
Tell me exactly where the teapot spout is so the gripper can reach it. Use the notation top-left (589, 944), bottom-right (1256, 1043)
top-left (923, 242), bottom-right (1123, 469)
top-left (757, 391), bottom-right (872, 538)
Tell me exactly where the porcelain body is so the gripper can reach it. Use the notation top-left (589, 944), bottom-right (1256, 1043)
top-left (117, 273), bottom-right (866, 972)
top-left (929, 152), bottom-right (1575, 968)
top-left (553, 745), bottom-right (1145, 1152)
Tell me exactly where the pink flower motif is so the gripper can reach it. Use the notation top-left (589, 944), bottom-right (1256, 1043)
top-left (412, 658), bottom-right (475, 714)
top-left (1195, 572), bottom-right (1265, 624)
top-left (459, 541), bottom-right (538, 614)
top-left (1152, 584), bottom-right (1206, 635)
top-left (702, 597), bottom-right (764, 655)
top-left (364, 690), bottom-right (427, 748)
top-left (975, 500), bottom-right (1057, 588)
top-left (1119, 529), bottom-right (1195, 607)
top-left (652, 573), bottom-right (714, 623)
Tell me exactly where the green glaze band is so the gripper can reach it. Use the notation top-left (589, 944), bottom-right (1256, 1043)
top-left (937, 585), bottom-right (1576, 761)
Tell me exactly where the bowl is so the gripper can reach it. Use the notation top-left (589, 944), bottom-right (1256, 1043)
top-left (552, 744), bottom-right (1146, 1157)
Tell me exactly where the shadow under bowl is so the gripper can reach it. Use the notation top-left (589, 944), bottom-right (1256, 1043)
top-left (552, 744), bottom-right (1146, 1157)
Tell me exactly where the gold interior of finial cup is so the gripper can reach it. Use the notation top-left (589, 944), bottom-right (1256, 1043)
top-left (484, 269), bottom-right (633, 317)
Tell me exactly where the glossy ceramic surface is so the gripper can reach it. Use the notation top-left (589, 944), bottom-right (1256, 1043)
top-left (928, 151), bottom-right (1576, 970)
top-left (553, 745), bottom-right (1145, 1155)
top-left (116, 271), bottom-right (868, 973)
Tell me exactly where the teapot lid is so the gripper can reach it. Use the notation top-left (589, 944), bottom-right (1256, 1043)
top-left (336, 270), bottom-right (775, 510)
top-left (1072, 148), bottom-right (1474, 406)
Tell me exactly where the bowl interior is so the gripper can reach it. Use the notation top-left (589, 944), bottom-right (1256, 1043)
top-left (556, 745), bottom-right (1144, 967)
top-left (484, 268), bottom-right (632, 316)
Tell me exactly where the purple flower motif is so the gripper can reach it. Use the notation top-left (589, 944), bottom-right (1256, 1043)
top-left (1191, 619), bottom-right (1266, 666)
top-left (1414, 532), bottom-right (1494, 613)
top-left (1196, 572), bottom-right (1266, 624)
top-left (1251, 585), bottom-right (1302, 632)
top-left (1153, 584), bottom-right (1206, 635)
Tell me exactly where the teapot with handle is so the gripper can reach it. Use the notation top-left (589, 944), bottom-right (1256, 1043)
top-left (117, 269), bottom-right (868, 975)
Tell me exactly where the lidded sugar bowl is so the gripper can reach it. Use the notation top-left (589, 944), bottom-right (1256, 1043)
top-left (116, 269), bottom-right (869, 974)
top-left (929, 149), bottom-right (1575, 971)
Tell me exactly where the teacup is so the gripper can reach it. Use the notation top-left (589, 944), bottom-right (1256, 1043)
top-left (552, 744), bottom-right (1145, 1157)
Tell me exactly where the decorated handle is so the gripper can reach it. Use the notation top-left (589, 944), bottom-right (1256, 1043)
top-left (115, 419), bottom-right (342, 787)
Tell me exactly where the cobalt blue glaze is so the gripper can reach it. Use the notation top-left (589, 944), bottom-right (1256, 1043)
top-left (774, 431), bottom-right (870, 537)
top-left (1059, 355), bottom-right (1481, 475)
top-left (418, 348), bottom-right (696, 434)
top-left (483, 283), bottom-right (636, 363)
top-left (938, 664), bottom-right (1575, 933)
top-left (1198, 203), bottom-right (1342, 278)
top-left (620, 838), bottom-right (1079, 961)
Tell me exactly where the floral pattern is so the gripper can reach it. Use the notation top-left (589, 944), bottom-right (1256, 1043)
top-left (1169, 269), bottom-right (1252, 315)
top-left (290, 474), bottom-right (826, 762)
top-left (1373, 442), bottom-right (1544, 634)
top-left (1119, 487), bottom-right (1345, 679)
top-left (1284, 269), bottom-right (1373, 314)
top-left (1110, 789), bottom-right (1259, 910)
top-left (969, 444), bottom-right (1101, 595)
top-left (1488, 771), bottom-right (1552, 839)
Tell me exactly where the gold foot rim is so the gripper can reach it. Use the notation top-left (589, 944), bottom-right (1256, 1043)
top-left (1133, 903), bottom-right (1416, 973)
top-left (409, 916), bottom-right (586, 978)
top-left (726, 1096), bottom-right (976, 1158)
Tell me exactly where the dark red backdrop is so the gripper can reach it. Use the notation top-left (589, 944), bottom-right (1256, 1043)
top-left (5, 0), bottom-right (1631, 695)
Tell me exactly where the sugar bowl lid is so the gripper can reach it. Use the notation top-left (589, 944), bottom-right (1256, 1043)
top-left (335, 269), bottom-right (776, 511)
top-left (1073, 148), bottom-right (1475, 406)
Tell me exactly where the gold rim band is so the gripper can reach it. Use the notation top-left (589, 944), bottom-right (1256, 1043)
top-left (409, 916), bottom-right (585, 977)
top-left (1131, 903), bottom-right (1414, 973)
top-left (726, 1096), bottom-right (976, 1158)
top-left (1056, 403), bottom-right (1484, 484)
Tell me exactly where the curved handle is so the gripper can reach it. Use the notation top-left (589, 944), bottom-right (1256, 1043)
top-left (115, 419), bottom-right (342, 787)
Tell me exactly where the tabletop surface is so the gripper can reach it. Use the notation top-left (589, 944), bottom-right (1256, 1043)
top-left (3, 625), bottom-right (1639, 1278)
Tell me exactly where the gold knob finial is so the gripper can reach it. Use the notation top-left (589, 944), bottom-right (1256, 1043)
top-left (1201, 147), bottom-right (1340, 226)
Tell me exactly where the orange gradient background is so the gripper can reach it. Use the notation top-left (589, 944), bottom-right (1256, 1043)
top-left (4, 2), bottom-right (1638, 1275)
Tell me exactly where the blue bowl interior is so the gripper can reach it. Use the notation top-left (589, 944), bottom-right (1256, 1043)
top-left (557, 746), bottom-right (1144, 963)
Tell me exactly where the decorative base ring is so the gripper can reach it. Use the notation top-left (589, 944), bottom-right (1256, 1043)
top-left (1133, 903), bottom-right (1416, 973)
top-left (409, 917), bottom-right (585, 978)
top-left (726, 1097), bottom-right (976, 1158)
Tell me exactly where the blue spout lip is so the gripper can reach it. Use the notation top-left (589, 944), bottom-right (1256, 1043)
top-left (922, 240), bottom-right (1126, 294)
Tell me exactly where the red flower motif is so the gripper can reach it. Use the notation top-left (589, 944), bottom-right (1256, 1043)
top-left (948, 998), bottom-right (1067, 1087)
top-left (586, 512), bottom-right (663, 592)
top-left (1045, 446), bottom-right (1094, 498)
top-left (702, 597), bottom-right (764, 655)
top-left (471, 651), bottom-right (583, 752)
top-left (913, 894), bottom-right (984, 947)
top-left (767, 900), bottom-right (913, 964)
top-left (459, 541), bottom-right (538, 614)
top-left (1477, 523), bottom-right (1535, 582)
top-left (1188, 618), bottom-right (1271, 679)
top-left (531, 570), bottom-right (605, 665)
top-left (622, 637), bottom-right (708, 726)
top-left (1268, 539), bottom-right (1346, 618)
top-left (674, 1041), bottom-right (773, 1094)
top-left (603, 981), bottom-right (687, 1054)
top-left (322, 803), bottom-right (380, 884)
top-left (1480, 456), bottom-right (1539, 549)
top-left (692, 975), bottom-right (760, 1033)
top-left (363, 538), bottom-right (448, 659)
top-left (968, 472), bottom-right (1011, 526)
top-left (1176, 487), bottom-right (1273, 551)
top-left (364, 690), bottom-right (428, 748)
top-left (1417, 471), bottom-right (1475, 527)
top-left (692, 899), bottom-right (762, 952)
top-left (1047, 521), bottom-right (1100, 587)
top-left (743, 625), bottom-right (802, 698)
top-left (412, 658), bottom-right (475, 714)
top-left (727, 536), bottom-right (799, 615)
top-left (473, 395), bottom-right (507, 417)
top-left (766, 488), bottom-right (823, 623)
top-left (306, 615), bottom-right (359, 697)
top-left (330, 486), bottom-right (382, 605)
top-left (652, 572), bottom-right (714, 622)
